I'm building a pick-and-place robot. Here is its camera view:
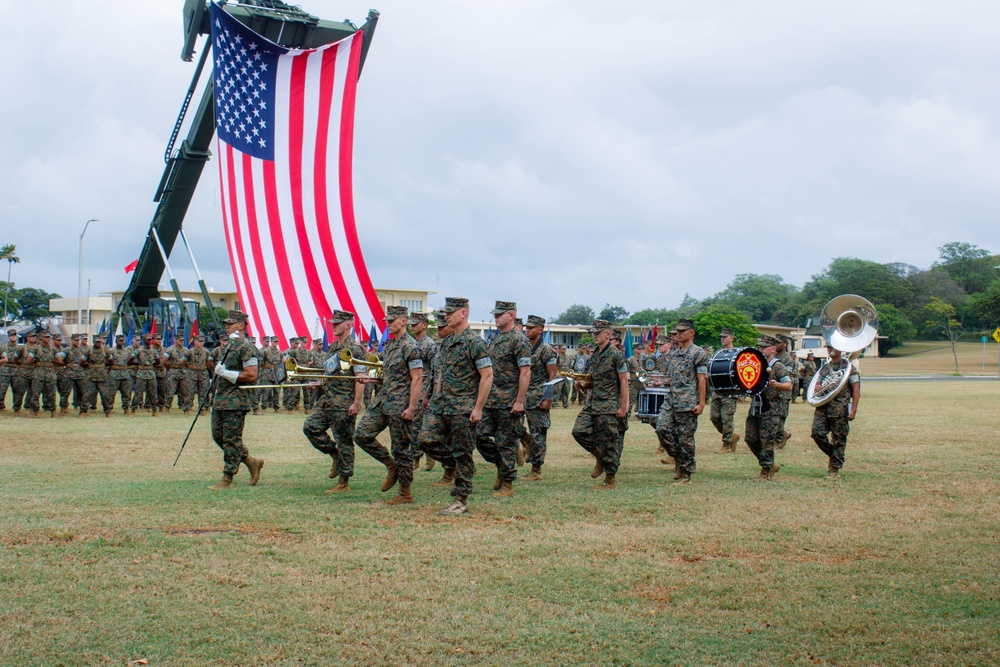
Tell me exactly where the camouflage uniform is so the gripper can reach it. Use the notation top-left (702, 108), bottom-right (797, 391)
top-left (555, 347), bottom-right (575, 408)
top-left (86, 343), bottom-right (114, 414)
top-left (162, 342), bottom-right (190, 411)
top-left (709, 347), bottom-right (739, 449)
top-left (524, 334), bottom-right (557, 467)
top-left (29, 337), bottom-right (58, 414)
top-left (186, 344), bottom-right (214, 412)
top-left (59, 342), bottom-right (92, 414)
top-left (0, 332), bottom-right (19, 410)
top-left (571, 337), bottom-right (628, 475)
top-left (570, 350), bottom-right (590, 405)
top-left (777, 344), bottom-right (795, 437)
top-left (810, 358), bottom-right (859, 472)
top-left (211, 333), bottom-right (258, 475)
top-left (152, 339), bottom-right (168, 410)
top-left (353, 329), bottom-right (423, 489)
top-left (130, 344), bottom-right (164, 413)
top-left (12, 336), bottom-right (36, 412)
top-left (409, 332), bottom-right (437, 463)
top-left (745, 355), bottom-right (790, 471)
top-left (107, 342), bottom-right (134, 414)
top-left (257, 341), bottom-right (283, 411)
top-left (654, 338), bottom-right (710, 479)
top-left (626, 354), bottom-right (643, 417)
top-left (476, 324), bottom-right (532, 484)
top-left (800, 359), bottom-right (817, 401)
top-left (53, 338), bottom-right (71, 410)
top-left (302, 334), bottom-right (366, 479)
top-left (302, 343), bottom-right (325, 411)
top-left (417, 324), bottom-right (492, 500)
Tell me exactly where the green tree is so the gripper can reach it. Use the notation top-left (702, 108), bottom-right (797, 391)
top-left (18, 287), bottom-right (60, 325)
top-left (708, 274), bottom-right (796, 323)
top-left (552, 304), bottom-right (595, 325)
top-left (968, 279), bottom-right (1000, 327)
top-left (692, 305), bottom-right (759, 347)
top-left (1, 244), bottom-right (19, 325)
top-left (802, 258), bottom-right (915, 310)
top-left (933, 242), bottom-right (996, 294)
top-left (199, 305), bottom-right (229, 328)
top-left (924, 296), bottom-right (962, 373)
top-left (596, 304), bottom-right (629, 323)
top-left (873, 302), bottom-right (915, 351)
top-left (622, 308), bottom-right (678, 326)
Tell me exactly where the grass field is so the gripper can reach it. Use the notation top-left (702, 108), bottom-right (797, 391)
top-left (1, 378), bottom-right (998, 666)
top-left (861, 341), bottom-right (1000, 377)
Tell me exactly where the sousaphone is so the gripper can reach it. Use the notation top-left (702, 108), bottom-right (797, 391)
top-left (806, 295), bottom-right (878, 406)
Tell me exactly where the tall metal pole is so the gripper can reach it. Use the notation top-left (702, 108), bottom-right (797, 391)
top-left (78, 219), bottom-right (97, 335)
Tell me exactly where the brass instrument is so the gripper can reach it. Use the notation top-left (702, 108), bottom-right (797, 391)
top-left (240, 357), bottom-right (360, 389)
top-left (806, 295), bottom-right (878, 407)
top-left (557, 369), bottom-right (592, 391)
top-left (338, 348), bottom-right (384, 380)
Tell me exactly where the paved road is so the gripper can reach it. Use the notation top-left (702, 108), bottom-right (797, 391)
top-left (865, 375), bottom-right (998, 382)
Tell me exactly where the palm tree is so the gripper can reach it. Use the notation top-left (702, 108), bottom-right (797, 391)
top-left (1, 244), bottom-right (20, 325)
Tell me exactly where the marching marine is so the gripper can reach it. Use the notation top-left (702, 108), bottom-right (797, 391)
top-left (744, 336), bottom-right (791, 480)
top-left (186, 335), bottom-right (214, 414)
top-left (654, 319), bottom-right (709, 485)
top-left (709, 327), bottom-right (740, 453)
top-left (522, 315), bottom-right (558, 481)
top-left (86, 336), bottom-right (114, 416)
top-left (108, 334), bottom-right (134, 415)
top-left (809, 345), bottom-right (860, 477)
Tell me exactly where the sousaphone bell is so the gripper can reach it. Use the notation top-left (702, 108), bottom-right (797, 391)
top-left (806, 294), bottom-right (878, 407)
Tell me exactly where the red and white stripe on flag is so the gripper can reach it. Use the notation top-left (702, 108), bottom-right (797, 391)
top-left (216, 28), bottom-right (384, 347)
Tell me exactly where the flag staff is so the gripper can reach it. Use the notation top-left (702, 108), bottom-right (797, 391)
top-left (179, 228), bottom-right (223, 331)
top-left (151, 226), bottom-right (188, 331)
top-left (78, 219), bottom-right (97, 336)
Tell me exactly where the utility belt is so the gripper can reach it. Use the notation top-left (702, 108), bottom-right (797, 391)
top-left (35, 362), bottom-right (53, 368)
top-left (111, 365), bottom-right (129, 370)
top-left (261, 363), bottom-right (274, 369)
top-left (188, 366), bottom-right (206, 371)
top-left (138, 365), bottom-right (154, 371)
top-left (168, 364), bottom-right (185, 369)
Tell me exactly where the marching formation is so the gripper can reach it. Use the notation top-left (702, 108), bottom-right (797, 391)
top-left (0, 297), bottom-right (862, 518)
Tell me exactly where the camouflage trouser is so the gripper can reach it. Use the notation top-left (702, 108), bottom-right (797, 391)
top-left (30, 370), bottom-right (57, 413)
top-left (419, 410), bottom-right (476, 498)
top-left (155, 374), bottom-right (167, 409)
top-left (302, 405), bottom-right (357, 477)
top-left (363, 382), bottom-right (378, 409)
top-left (66, 376), bottom-right (91, 413)
top-left (257, 369), bottom-right (278, 409)
top-left (790, 379), bottom-right (800, 401)
top-left (211, 409), bottom-right (250, 475)
top-left (0, 373), bottom-right (12, 409)
top-left (57, 373), bottom-right (71, 409)
top-left (87, 380), bottom-right (114, 413)
top-left (628, 380), bottom-right (643, 416)
top-left (812, 404), bottom-right (850, 470)
top-left (656, 407), bottom-right (699, 475)
top-left (132, 376), bottom-right (158, 412)
top-left (745, 410), bottom-right (782, 469)
top-left (303, 386), bottom-right (318, 410)
top-left (410, 404), bottom-right (427, 459)
top-left (476, 407), bottom-right (523, 483)
top-left (283, 385), bottom-right (301, 410)
top-left (572, 407), bottom-right (627, 475)
top-left (107, 377), bottom-right (133, 413)
top-left (163, 369), bottom-right (188, 410)
top-left (188, 370), bottom-right (211, 411)
top-left (524, 407), bottom-right (551, 466)
top-left (12, 373), bottom-right (31, 411)
top-left (556, 379), bottom-right (571, 408)
top-left (354, 407), bottom-right (413, 487)
top-left (710, 394), bottom-right (738, 446)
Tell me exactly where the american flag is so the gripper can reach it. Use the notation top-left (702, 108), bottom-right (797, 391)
top-left (210, 3), bottom-right (384, 347)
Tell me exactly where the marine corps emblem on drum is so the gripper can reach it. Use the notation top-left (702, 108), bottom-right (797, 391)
top-left (643, 357), bottom-right (657, 372)
top-left (708, 347), bottom-right (768, 397)
top-left (736, 351), bottom-right (763, 391)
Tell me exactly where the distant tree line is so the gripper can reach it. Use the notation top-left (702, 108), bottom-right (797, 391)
top-left (551, 242), bottom-right (1000, 350)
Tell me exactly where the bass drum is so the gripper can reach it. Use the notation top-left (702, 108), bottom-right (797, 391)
top-left (707, 347), bottom-right (768, 397)
top-left (636, 388), bottom-right (669, 425)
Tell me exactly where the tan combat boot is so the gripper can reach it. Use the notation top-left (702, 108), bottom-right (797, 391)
top-left (671, 473), bottom-right (691, 486)
top-left (60, 406), bottom-right (69, 415)
top-left (596, 473), bottom-right (616, 490)
top-left (244, 456), bottom-right (265, 485)
top-left (50, 410), bottom-right (59, 419)
top-left (424, 456), bottom-right (436, 471)
top-left (733, 433), bottom-right (741, 451)
top-left (329, 456), bottom-right (339, 479)
top-left (778, 431), bottom-right (790, 449)
top-left (673, 461), bottom-right (683, 480)
top-left (591, 454), bottom-right (604, 478)
top-left (493, 468), bottom-right (503, 491)
top-left (756, 467), bottom-right (769, 481)
top-left (208, 473), bottom-right (234, 489)
top-left (493, 480), bottom-right (514, 498)
top-left (431, 469), bottom-right (456, 487)
top-left (767, 463), bottom-right (781, 480)
top-left (385, 484), bottom-right (413, 505)
top-left (827, 460), bottom-right (839, 478)
top-left (326, 474), bottom-right (351, 493)
top-left (380, 459), bottom-right (398, 492)
top-left (523, 464), bottom-right (543, 481)
top-left (183, 409), bottom-right (191, 416)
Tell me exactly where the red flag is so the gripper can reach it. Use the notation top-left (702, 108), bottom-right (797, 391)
top-left (124, 259), bottom-right (139, 274)
top-left (211, 5), bottom-right (385, 351)
top-left (149, 319), bottom-right (157, 336)
top-left (649, 325), bottom-right (659, 352)
top-left (190, 319), bottom-right (199, 338)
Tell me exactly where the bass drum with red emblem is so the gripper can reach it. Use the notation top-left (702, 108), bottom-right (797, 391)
top-left (707, 347), bottom-right (768, 397)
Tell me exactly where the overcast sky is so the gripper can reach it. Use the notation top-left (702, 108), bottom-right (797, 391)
top-left (2, 0), bottom-right (998, 323)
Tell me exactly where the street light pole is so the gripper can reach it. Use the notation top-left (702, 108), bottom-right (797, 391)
top-left (78, 219), bottom-right (97, 335)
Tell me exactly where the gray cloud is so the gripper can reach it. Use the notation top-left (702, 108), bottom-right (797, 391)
top-left (3, 0), bottom-right (999, 321)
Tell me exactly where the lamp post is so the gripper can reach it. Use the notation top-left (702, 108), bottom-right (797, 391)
top-left (78, 219), bottom-right (97, 335)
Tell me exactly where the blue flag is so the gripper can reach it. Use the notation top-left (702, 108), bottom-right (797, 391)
top-left (369, 323), bottom-right (377, 346)
top-left (106, 320), bottom-right (114, 347)
top-left (126, 317), bottom-right (135, 344)
top-left (164, 325), bottom-right (174, 349)
top-left (97, 318), bottom-right (106, 336)
top-left (543, 329), bottom-right (551, 344)
top-left (378, 322), bottom-right (390, 352)
top-left (624, 329), bottom-right (634, 359)
top-left (322, 323), bottom-right (329, 352)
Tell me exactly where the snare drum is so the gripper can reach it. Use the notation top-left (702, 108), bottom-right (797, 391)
top-left (636, 388), bottom-right (669, 424)
top-left (707, 347), bottom-right (768, 397)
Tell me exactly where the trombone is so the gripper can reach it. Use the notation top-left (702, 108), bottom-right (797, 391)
top-left (239, 357), bottom-right (361, 389)
top-left (557, 369), bottom-right (592, 390)
top-left (339, 348), bottom-right (384, 381)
